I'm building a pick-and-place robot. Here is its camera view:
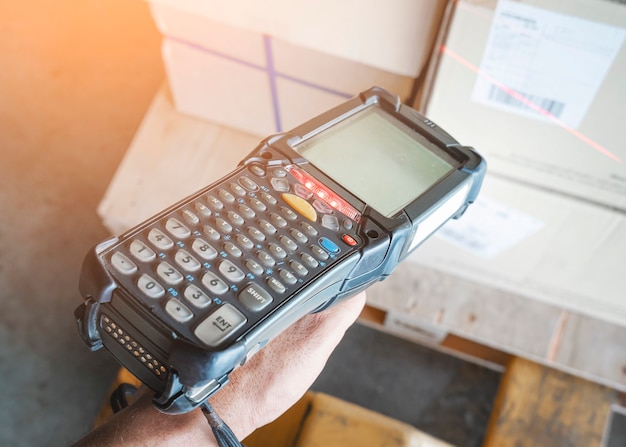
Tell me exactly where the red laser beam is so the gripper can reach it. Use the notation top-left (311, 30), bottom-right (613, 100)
top-left (440, 44), bottom-right (623, 164)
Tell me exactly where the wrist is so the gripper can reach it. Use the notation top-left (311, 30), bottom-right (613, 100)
top-left (206, 382), bottom-right (258, 440)
top-left (135, 393), bottom-right (222, 446)
top-left (73, 391), bottom-right (220, 447)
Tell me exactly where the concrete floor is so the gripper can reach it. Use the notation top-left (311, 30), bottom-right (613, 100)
top-left (313, 324), bottom-right (499, 447)
top-left (0, 2), bottom-right (500, 446)
top-left (0, 1), bottom-right (163, 445)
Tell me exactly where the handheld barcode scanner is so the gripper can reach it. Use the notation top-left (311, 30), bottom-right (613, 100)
top-left (76, 87), bottom-right (486, 414)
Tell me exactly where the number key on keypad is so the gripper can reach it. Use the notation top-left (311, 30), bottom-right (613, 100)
top-left (219, 260), bottom-right (245, 282)
top-left (157, 262), bottom-right (184, 285)
top-left (165, 218), bottom-right (191, 239)
top-left (184, 284), bottom-right (211, 309)
top-left (138, 274), bottom-right (165, 299)
top-left (192, 238), bottom-right (218, 260)
top-left (202, 272), bottom-right (228, 295)
top-left (175, 249), bottom-right (201, 272)
top-left (148, 228), bottom-right (174, 250)
top-left (130, 240), bottom-right (156, 262)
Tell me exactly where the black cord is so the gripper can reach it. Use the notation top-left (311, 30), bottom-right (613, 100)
top-left (110, 383), bottom-right (242, 446)
top-left (110, 383), bottom-right (139, 413)
top-left (201, 401), bottom-right (245, 447)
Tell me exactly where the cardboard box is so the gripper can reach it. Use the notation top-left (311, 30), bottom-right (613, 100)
top-left (411, 174), bottom-right (626, 327)
top-left (405, 0), bottom-right (626, 326)
top-left (419, 0), bottom-right (626, 211)
top-left (98, 87), bottom-right (261, 233)
top-left (246, 392), bottom-right (453, 447)
top-left (148, 0), bottom-right (448, 136)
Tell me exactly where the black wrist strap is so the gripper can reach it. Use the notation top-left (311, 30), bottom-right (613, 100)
top-left (201, 401), bottom-right (245, 447)
top-left (110, 383), bottom-right (243, 446)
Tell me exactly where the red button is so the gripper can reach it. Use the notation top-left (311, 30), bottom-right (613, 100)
top-left (342, 234), bottom-right (358, 246)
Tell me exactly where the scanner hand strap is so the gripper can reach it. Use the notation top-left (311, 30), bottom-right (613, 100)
top-left (201, 401), bottom-right (245, 447)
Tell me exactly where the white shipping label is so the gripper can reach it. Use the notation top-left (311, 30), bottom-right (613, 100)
top-left (435, 195), bottom-right (544, 258)
top-left (472, 0), bottom-right (626, 128)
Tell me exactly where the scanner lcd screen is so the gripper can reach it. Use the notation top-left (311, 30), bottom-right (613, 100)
top-left (295, 107), bottom-right (456, 217)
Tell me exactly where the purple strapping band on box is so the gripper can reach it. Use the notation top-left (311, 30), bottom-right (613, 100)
top-left (166, 34), bottom-right (354, 133)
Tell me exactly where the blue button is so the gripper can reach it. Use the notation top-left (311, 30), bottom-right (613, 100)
top-left (319, 237), bottom-right (340, 254)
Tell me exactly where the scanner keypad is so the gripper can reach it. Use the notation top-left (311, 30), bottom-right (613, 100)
top-left (105, 164), bottom-right (361, 348)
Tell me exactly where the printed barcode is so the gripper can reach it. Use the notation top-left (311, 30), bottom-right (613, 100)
top-left (488, 84), bottom-right (565, 118)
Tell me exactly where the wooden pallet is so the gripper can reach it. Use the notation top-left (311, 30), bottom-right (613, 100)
top-left (484, 357), bottom-right (617, 447)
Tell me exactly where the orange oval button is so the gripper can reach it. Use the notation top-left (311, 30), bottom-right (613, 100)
top-left (282, 193), bottom-right (317, 222)
top-left (342, 234), bottom-right (358, 246)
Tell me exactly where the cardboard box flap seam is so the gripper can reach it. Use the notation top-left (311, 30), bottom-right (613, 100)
top-left (148, 0), bottom-right (446, 77)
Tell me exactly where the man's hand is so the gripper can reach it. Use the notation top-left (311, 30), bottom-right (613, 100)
top-left (73, 292), bottom-right (367, 446)
top-left (211, 291), bottom-right (367, 439)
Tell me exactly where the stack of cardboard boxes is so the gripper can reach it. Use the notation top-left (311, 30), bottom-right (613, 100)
top-left (411, 0), bottom-right (626, 326)
top-left (148, 0), bottom-right (449, 136)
